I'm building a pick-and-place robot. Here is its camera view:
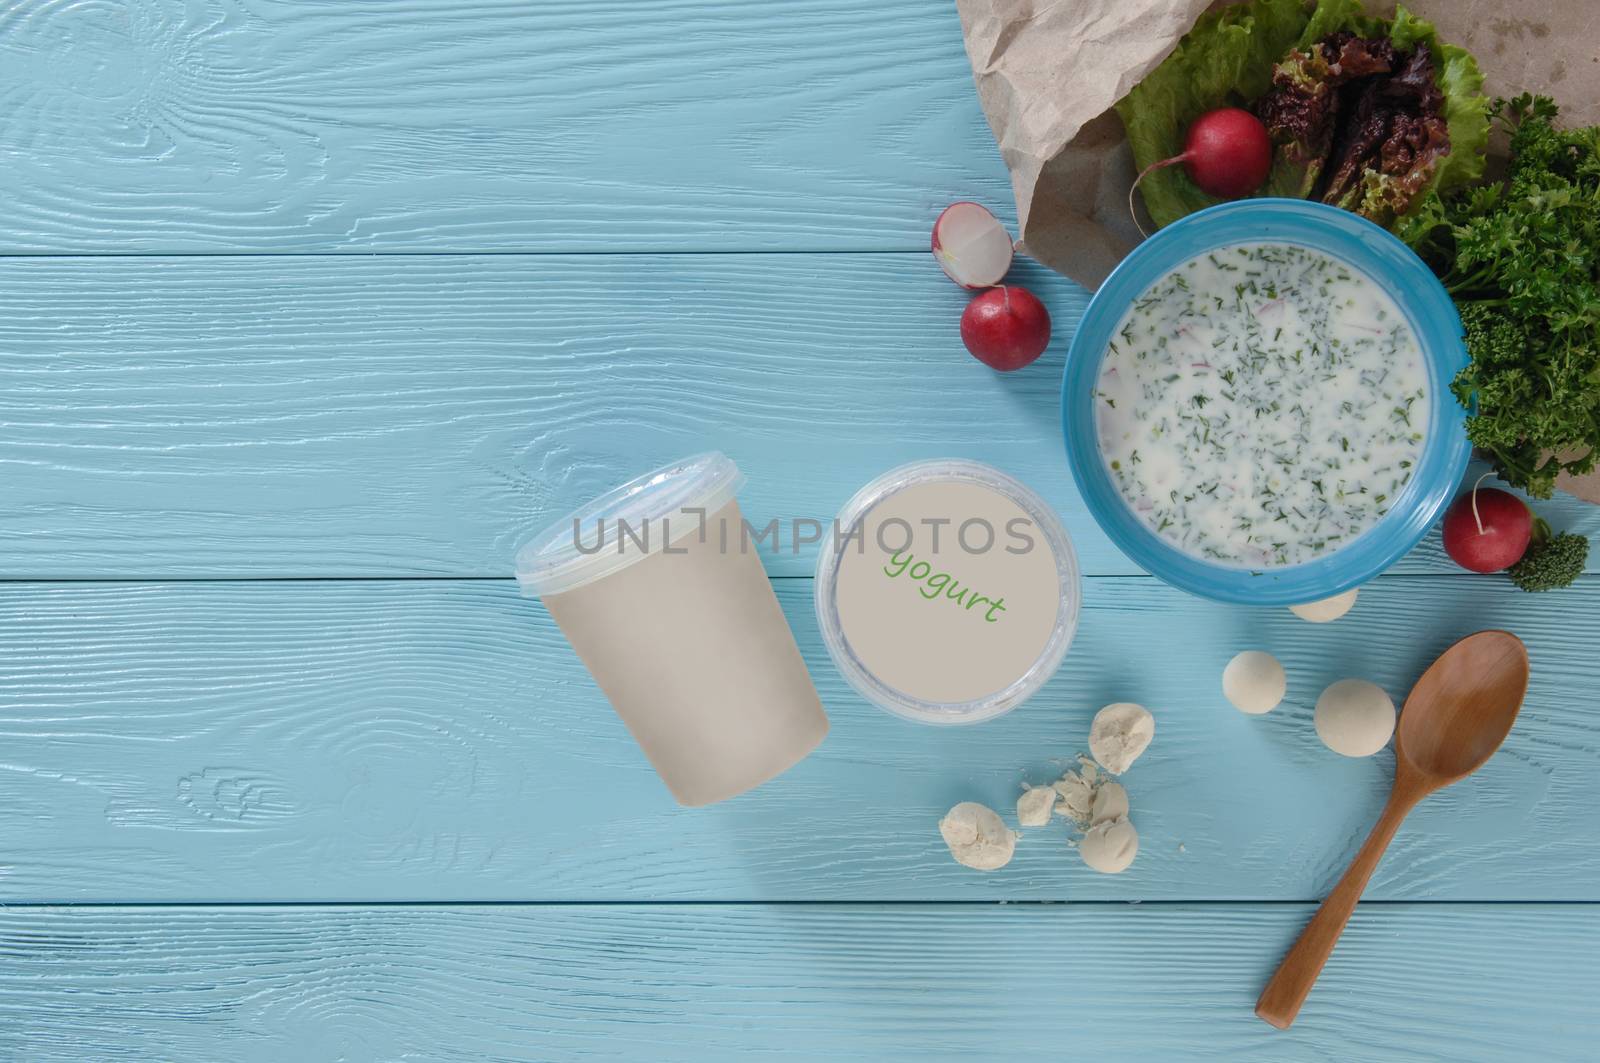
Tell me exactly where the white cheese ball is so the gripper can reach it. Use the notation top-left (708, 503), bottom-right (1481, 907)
top-left (1090, 781), bottom-right (1129, 825)
top-left (1078, 817), bottom-right (1139, 874)
top-left (1089, 703), bottom-right (1155, 775)
top-left (1290, 588), bottom-right (1359, 623)
top-left (1314, 679), bottom-right (1396, 757)
top-left (939, 802), bottom-right (1017, 870)
top-left (1222, 650), bottom-right (1287, 714)
top-left (1016, 786), bottom-right (1057, 828)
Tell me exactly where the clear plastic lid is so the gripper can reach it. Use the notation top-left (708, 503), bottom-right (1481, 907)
top-left (515, 452), bottom-right (744, 598)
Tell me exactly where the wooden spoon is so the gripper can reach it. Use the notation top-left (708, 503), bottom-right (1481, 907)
top-left (1255, 630), bottom-right (1530, 1030)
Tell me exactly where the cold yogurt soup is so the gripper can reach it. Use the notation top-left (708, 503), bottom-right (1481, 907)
top-left (1095, 242), bottom-right (1429, 568)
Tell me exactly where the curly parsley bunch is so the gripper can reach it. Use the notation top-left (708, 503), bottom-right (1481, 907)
top-left (1400, 95), bottom-right (1600, 498)
top-left (1507, 518), bottom-right (1590, 592)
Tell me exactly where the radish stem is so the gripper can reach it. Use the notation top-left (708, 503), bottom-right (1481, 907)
top-left (1127, 154), bottom-right (1188, 239)
top-left (1470, 471), bottom-right (1493, 535)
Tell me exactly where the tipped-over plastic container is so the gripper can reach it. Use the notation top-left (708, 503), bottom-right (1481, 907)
top-left (517, 453), bottom-right (828, 806)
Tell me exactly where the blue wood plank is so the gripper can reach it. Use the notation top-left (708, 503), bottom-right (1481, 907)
top-left (1, 575), bottom-right (1594, 903)
top-left (3, 0), bottom-right (1590, 1052)
top-left (0, 0), bottom-right (1009, 253)
top-left (1, 253), bottom-right (1592, 578)
top-left (1, 903), bottom-right (1595, 1060)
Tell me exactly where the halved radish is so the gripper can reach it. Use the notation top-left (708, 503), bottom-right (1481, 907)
top-left (932, 202), bottom-right (1013, 289)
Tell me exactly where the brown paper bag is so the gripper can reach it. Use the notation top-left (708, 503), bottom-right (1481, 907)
top-left (955, 0), bottom-right (1600, 499)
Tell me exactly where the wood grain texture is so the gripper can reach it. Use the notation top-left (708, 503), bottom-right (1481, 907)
top-left (2, 253), bottom-right (1593, 579)
top-left (4, 0), bottom-right (1592, 1052)
top-left (2, 575), bottom-right (1595, 903)
top-left (0, 903), bottom-right (1595, 1061)
top-left (0, 0), bottom-right (1009, 253)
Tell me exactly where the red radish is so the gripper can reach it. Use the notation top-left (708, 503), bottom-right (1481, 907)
top-left (1128, 107), bottom-right (1272, 232)
top-left (932, 202), bottom-right (1014, 289)
top-left (1441, 477), bottom-right (1533, 573)
top-left (960, 286), bottom-right (1050, 372)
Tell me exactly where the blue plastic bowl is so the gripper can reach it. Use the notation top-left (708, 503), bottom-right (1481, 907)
top-left (1061, 199), bottom-right (1470, 605)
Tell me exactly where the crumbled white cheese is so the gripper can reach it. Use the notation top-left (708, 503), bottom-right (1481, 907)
top-left (1051, 759), bottom-right (1098, 829)
top-left (1079, 817), bottom-right (1139, 874)
top-left (1016, 785), bottom-right (1057, 828)
top-left (942, 707), bottom-right (1156, 875)
top-left (1089, 703), bottom-right (1155, 775)
top-left (939, 802), bottom-right (1017, 871)
top-left (1091, 781), bottom-right (1129, 825)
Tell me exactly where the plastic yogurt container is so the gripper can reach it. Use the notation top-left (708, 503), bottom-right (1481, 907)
top-left (517, 452), bottom-right (828, 806)
top-left (814, 460), bottom-right (1080, 725)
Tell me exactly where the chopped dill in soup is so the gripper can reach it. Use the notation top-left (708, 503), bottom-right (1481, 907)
top-left (1095, 242), bottom-right (1429, 568)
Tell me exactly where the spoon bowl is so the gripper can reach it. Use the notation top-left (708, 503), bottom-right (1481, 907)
top-left (1256, 630), bottom-right (1530, 1029)
top-left (1397, 630), bottom-right (1529, 785)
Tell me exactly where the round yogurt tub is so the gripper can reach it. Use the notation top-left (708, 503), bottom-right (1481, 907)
top-left (814, 460), bottom-right (1080, 725)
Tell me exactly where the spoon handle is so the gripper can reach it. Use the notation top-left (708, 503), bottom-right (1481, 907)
top-left (1255, 785), bottom-right (1424, 1029)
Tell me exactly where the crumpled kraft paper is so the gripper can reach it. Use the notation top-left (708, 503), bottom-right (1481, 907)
top-left (956, 0), bottom-right (1213, 292)
top-left (955, 0), bottom-right (1600, 501)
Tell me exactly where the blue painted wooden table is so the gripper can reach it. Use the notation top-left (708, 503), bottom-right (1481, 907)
top-left (1, 2), bottom-right (1596, 1059)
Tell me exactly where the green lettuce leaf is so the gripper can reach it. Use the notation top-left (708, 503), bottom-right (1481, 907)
top-left (1114, 0), bottom-right (1311, 228)
top-left (1294, 0), bottom-right (1377, 46)
top-left (1387, 6), bottom-right (1490, 195)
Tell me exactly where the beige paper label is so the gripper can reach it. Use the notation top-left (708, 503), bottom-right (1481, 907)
top-left (544, 499), bottom-right (828, 806)
top-left (834, 480), bottom-right (1062, 704)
